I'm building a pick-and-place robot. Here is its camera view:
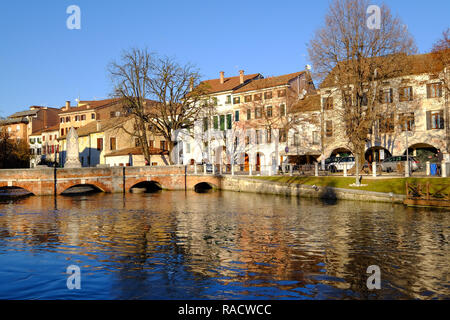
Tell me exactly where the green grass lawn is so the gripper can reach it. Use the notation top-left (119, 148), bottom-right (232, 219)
top-left (251, 176), bottom-right (450, 195)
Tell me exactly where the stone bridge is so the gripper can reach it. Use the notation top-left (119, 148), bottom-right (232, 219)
top-left (0, 166), bottom-right (223, 196)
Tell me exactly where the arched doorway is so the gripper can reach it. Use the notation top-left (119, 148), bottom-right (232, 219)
top-left (404, 143), bottom-right (439, 164)
top-left (329, 147), bottom-right (352, 158)
top-left (244, 153), bottom-right (249, 172)
top-left (255, 152), bottom-right (265, 172)
top-left (365, 147), bottom-right (392, 163)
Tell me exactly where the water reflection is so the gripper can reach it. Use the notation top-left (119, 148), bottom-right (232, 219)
top-left (0, 192), bottom-right (448, 299)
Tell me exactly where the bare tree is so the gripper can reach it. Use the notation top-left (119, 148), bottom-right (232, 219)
top-left (308, 0), bottom-right (416, 185)
top-left (109, 48), bottom-right (211, 165)
top-left (431, 29), bottom-right (450, 153)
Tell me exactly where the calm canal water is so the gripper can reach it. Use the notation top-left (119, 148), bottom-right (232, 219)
top-left (0, 191), bottom-right (448, 300)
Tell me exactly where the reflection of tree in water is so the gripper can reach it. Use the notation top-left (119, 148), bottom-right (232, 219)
top-left (0, 192), bottom-right (448, 299)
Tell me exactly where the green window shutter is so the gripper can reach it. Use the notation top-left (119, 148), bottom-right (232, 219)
top-left (220, 115), bottom-right (225, 131)
top-left (203, 117), bottom-right (208, 132)
top-left (247, 109), bottom-right (251, 120)
top-left (235, 110), bottom-right (239, 122)
top-left (213, 116), bottom-right (219, 130)
top-left (426, 111), bottom-right (431, 130)
top-left (227, 114), bottom-right (232, 129)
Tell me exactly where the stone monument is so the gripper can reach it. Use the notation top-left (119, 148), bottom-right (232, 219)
top-left (64, 127), bottom-right (82, 168)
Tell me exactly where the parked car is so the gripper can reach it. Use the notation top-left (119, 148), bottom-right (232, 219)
top-left (381, 156), bottom-right (420, 173)
top-left (324, 157), bottom-right (339, 170)
top-left (328, 157), bottom-right (355, 173)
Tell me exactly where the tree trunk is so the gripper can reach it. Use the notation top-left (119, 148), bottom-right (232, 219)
top-left (355, 153), bottom-right (361, 186)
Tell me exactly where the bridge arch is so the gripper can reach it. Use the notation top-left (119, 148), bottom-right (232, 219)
top-left (129, 180), bottom-right (162, 193)
top-left (60, 183), bottom-right (106, 195)
top-left (194, 182), bottom-right (217, 193)
top-left (0, 186), bottom-right (34, 197)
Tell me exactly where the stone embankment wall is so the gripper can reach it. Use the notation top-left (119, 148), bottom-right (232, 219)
top-left (219, 176), bottom-right (406, 204)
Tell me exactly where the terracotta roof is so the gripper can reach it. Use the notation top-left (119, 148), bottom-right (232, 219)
top-left (291, 94), bottom-right (321, 112)
top-left (105, 146), bottom-right (169, 157)
top-left (199, 73), bottom-right (262, 94)
top-left (233, 71), bottom-right (306, 93)
top-left (320, 53), bottom-right (445, 88)
top-left (58, 116), bottom-right (130, 139)
top-left (59, 98), bottom-right (122, 115)
top-left (41, 124), bottom-right (60, 133)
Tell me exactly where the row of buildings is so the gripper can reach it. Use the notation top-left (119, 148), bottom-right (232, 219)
top-left (0, 52), bottom-right (448, 171)
top-left (180, 53), bottom-right (448, 172)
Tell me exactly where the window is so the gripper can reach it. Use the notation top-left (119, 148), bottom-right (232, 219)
top-left (203, 117), bottom-right (208, 132)
top-left (212, 97), bottom-right (218, 106)
top-left (186, 143), bottom-right (191, 153)
top-left (292, 133), bottom-right (300, 146)
top-left (279, 104), bottom-right (286, 117)
top-left (427, 110), bottom-right (445, 130)
top-left (235, 110), bottom-right (240, 122)
top-left (213, 116), bottom-right (219, 130)
top-left (255, 130), bottom-right (261, 144)
top-left (254, 93), bottom-right (262, 101)
top-left (312, 131), bottom-right (320, 145)
top-left (220, 115), bottom-right (225, 131)
top-left (225, 95), bottom-right (231, 104)
top-left (160, 140), bottom-right (167, 150)
top-left (149, 140), bottom-right (154, 148)
top-left (75, 115), bottom-right (79, 121)
top-left (49, 135), bottom-right (52, 141)
top-left (399, 86), bottom-right (413, 102)
top-left (226, 114), bottom-right (232, 130)
top-left (244, 95), bottom-right (252, 103)
top-left (81, 114), bottom-right (86, 121)
top-left (427, 83), bottom-right (442, 98)
top-left (380, 89), bottom-right (393, 103)
top-left (91, 113), bottom-right (96, 120)
top-left (323, 97), bottom-right (333, 110)
top-left (255, 107), bottom-right (262, 119)
top-left (60, 118), bottom-right (65, 123)
top-left (399, 113), bottom-right (415, 131)
top-left (110, 111), bottom-right (115, 118)
top-left (326, 121), bottom-right (333, 137)
top-left (277, 89), bottom-right (286, 98)
top-left (245, 136), bottom-right (250, 146)
top-left (135, 138), bottom-right (140, 147)
top-left (66, 116), bottom-right (70, 122)
top-left (379, 114), bottom-right (394, 133)
top-left (247, 109), bottom-right (251, 120)
top-left (110, 137), bottom-right (116, 150)
top-left (97, 138), bottom-right (103, 151)
top-left (115, 111), bottom-right (121, 117)
top-left (279, 129), bottom-right (287, 143)
top-left (233, 96), bottom-right (241, 104)
top-left (266, 106), bottom-right (273, 118)
top-left (264, 91), bottom-right (272, 100)
top-left (43, 135), bottom-right (45, 142)
top-left (266, 129), bottom-right (272, 144)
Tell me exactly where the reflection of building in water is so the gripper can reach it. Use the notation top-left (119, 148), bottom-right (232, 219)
top-left (0, 192), bottom-right (448, 299)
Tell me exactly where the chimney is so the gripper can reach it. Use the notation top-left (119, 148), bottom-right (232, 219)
top-left (220, 71), bottom-right (224, 84)
top-left (65, 101), bottom-right (70, 110)
top-left (239, 70), bottom-right (244, 84)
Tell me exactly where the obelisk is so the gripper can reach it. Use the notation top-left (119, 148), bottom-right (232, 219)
top-left (64, 127), bottom-right (82, 168)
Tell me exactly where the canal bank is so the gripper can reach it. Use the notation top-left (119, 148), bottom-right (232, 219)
top-left (219, 176), bottom-right (406, 204)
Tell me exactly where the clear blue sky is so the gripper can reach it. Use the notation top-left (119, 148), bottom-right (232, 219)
top-left (0, 0), bottom-right (448, 116)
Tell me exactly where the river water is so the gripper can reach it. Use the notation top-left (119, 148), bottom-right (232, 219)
top-left (0, 191), bottom-right (448, 300)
